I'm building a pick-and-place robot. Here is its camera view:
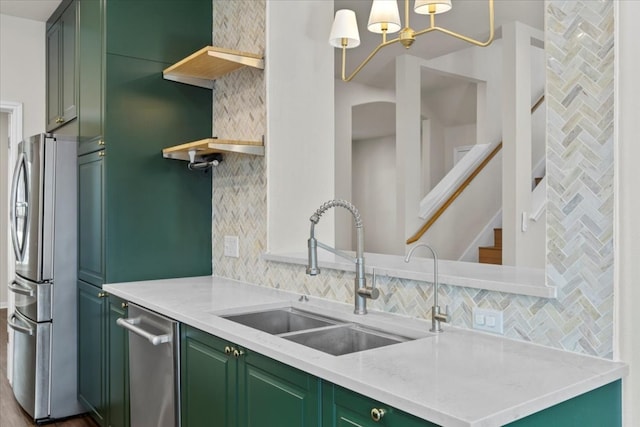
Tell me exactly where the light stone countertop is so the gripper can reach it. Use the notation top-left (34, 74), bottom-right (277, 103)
top-left (104, 275), bottom-right (626, 427)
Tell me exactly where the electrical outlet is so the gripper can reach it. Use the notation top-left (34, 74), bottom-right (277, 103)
top-left (223, 236), bottom-right (239, 258)
top-left (472, 308), bottom-right (504, 334)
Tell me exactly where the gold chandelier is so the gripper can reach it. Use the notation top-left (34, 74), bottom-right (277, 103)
top-left (330, 0), bottom-right (495, 82)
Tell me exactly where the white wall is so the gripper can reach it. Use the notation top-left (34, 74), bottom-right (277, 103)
top-left (444, 124), bottom-right (477, 172)
top-left (0, 112), bottom-right (8, 307)
top-left (266, 1), bottom-right (335, 252)
top-left (0, 14), bottom-right (46, 137)
top-left (352, 135), bottom-right (400, 255)
top-left (334, 81), bottom-right (395, 250)
top-left (616, 1), bottom-right (640, 424)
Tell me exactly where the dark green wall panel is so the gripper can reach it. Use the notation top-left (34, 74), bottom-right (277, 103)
top-left (104, 53), bottom-right (212, 283)
top-left (105, 0), bottom-right (212, 64)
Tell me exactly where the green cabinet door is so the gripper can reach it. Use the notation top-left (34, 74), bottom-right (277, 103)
top-left (240, 352), bottom-right (321, 427)
top-left (323, 385), bottom-right (437, 427)
top-left (46, 0), bottom-right (77, 131)
top-left (46, 20), bottom-right (61, 131)
top-left (181, 326), bottom-right (237, 427)
top-left (181, 326), bottom-right (321, 427)
top-left (78, 151), bottom-right (105, 286)
top-left (60, 0), bottom-right (77, 123)
top-left (78, 0), bottom-right (104, 146)
top-left (77, 280), bottom-right (107, 426)
top-left (107, 296), bottom-right (130, 427)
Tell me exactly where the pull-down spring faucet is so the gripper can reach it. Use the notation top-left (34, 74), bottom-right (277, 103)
top-left (405, 243), bottom-right (448, 332)
top-left (306, 200), bottom-right (378, 314)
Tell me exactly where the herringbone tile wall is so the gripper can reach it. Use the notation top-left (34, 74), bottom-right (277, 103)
top-left (211, 1), bottom-right (615, 358)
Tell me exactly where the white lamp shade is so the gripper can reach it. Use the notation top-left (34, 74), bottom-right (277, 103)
top-left (367, 0), bottom-right (401, 34)
top-left (414, 0), bottom-right (452, 15)
top-left (329, 9), bottom-right (361, 48)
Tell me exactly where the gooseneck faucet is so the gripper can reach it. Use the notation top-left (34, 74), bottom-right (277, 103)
top-left (405, 243), bottom-right (448, 332)
top-left (306, 200), bottom-right (378, 314)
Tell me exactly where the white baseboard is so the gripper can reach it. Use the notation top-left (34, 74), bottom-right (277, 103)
top-left (0, 302), bottom-right (7, 309)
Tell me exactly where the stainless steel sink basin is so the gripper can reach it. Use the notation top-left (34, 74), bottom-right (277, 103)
top-left (223, 307), bottom-right (340, 335)
top-left (223, 306), bottom-right (419, 356)
top-left (282, 324), bottom-right (409, 356)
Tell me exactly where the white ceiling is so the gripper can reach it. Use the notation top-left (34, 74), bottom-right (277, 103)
top-left (0, 0), bottom-right (62, 22)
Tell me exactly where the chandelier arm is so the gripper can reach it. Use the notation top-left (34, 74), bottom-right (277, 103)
top-left (413, 0), bottom-right (495, 47)
top-left (414, 25), bottom-right (494, 47)
top-left (341, 38), bottom-right (403, 82)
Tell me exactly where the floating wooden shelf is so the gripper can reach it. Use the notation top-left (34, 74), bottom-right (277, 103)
top-left (162, 138), bottom-right (264, 161)
top-left (163, 46), bottom-right (264, 88)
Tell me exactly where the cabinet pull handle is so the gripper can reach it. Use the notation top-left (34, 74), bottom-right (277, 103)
top-left (56, 117), bottom-right (64, 124)
top-left (98, 139), bottom-right (105, 146)
top-left (233, 348), bottom-right (245, 358)
top-left (121, 302), bottom-right (128, 309)
top-left (370, 408), bottom-right (386, 422)
top-left (99, 151), bottom-right (105, 157)
top-left (224, 346), bottom-right (233, 355)
top-left (98, 291), bottom-right (108, 298)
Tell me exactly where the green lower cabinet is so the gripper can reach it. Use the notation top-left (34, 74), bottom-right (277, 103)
top-left (77, 281), bottom-right (107, 426)
top-left (181, 328), bottom-right (236, 427)
top-left (107, 295), bottom-right (130, 427)
top-left (77, 281), bottom-right (130, 427)
top-left (240, 351), bottom-right (321, 427)
top-left (180, 325), bottom-right (321, 427)
top-left (504, 380), bottom-right (621, 427)
top-left (323, 384), bottom-right (436, 427)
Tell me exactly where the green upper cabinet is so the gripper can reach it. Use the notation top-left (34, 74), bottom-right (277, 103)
top-left (46, 0), bottom-right (77, 131)
top-left (105, 0), bottom-right (212, 64)
top-left (78, 0), bottom-right (104, 146)
top-left (46, 1), bottom-right (78, 131)
top-left (75, 0), bottom-right (213, 286)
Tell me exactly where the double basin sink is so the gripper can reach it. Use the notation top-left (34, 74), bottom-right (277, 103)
top-left (223, 307), bottom-right (418, 356)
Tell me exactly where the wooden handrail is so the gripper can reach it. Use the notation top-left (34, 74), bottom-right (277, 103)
top-left (406, 95), bottom-right (545, 245)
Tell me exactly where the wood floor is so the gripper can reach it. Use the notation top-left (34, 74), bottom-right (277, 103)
top-left (0, 309), bottom-right (97, 427)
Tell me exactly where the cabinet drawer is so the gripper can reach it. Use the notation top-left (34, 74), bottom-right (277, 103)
top-left (323, 384), bottom-right (437, 427)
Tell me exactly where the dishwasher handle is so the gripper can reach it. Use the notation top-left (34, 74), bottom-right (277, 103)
top-left (117, 317), bottom-right (172, 346)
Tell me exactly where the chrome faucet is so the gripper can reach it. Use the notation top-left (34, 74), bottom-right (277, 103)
top-left (405, 243), bottom-right (448, 332)
top-left (306, 200), bottom-right (379, 314)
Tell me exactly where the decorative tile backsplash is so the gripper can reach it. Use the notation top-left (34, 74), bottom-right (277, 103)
top-left (211, 1), bottom-right (615, 358)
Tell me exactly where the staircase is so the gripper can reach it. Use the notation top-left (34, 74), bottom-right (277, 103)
top-left (479, 228), bottom-right (502, 265)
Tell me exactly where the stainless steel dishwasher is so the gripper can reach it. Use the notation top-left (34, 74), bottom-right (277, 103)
top-left (117, 303), bottom-right (180, 427)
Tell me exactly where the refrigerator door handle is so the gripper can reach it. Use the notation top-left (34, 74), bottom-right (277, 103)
top-left (8, 280), bottom-right (35, 297)
top-left (116, 317), bottom-right (172, 346)
top-left (9, 151), bottom-right (27, 262)
top-left (8, 312), bottom-right (35, 336)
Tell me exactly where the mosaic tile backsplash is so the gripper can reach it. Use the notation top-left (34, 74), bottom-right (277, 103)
top-left (211, 0), bottom-right (615, 358)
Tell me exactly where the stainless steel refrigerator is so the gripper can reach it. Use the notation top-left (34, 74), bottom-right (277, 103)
top-left (8, 133), bottom-right (84, 421)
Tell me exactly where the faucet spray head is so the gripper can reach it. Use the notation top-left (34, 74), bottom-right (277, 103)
top-left (306, 236), bottom-right (320, 276)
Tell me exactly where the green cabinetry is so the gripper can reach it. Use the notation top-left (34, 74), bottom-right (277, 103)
top-left (323, 385), bottom-right (436, 427)
top-left (46, 0), bottom-right (77, 131)
top-left (181, 325), bottom-right (321, 427)
top-left (77, 281), bottom-right (129, 427)
top-left (74, 1), bottom-right (212, 425)
top-left (180, 326), bottom-right (622, 427)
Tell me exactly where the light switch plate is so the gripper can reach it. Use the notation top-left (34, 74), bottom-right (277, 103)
top-left (472, 308), bottom-right (504, 334)
top-left (223, 235), bottom-right (239, 258)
